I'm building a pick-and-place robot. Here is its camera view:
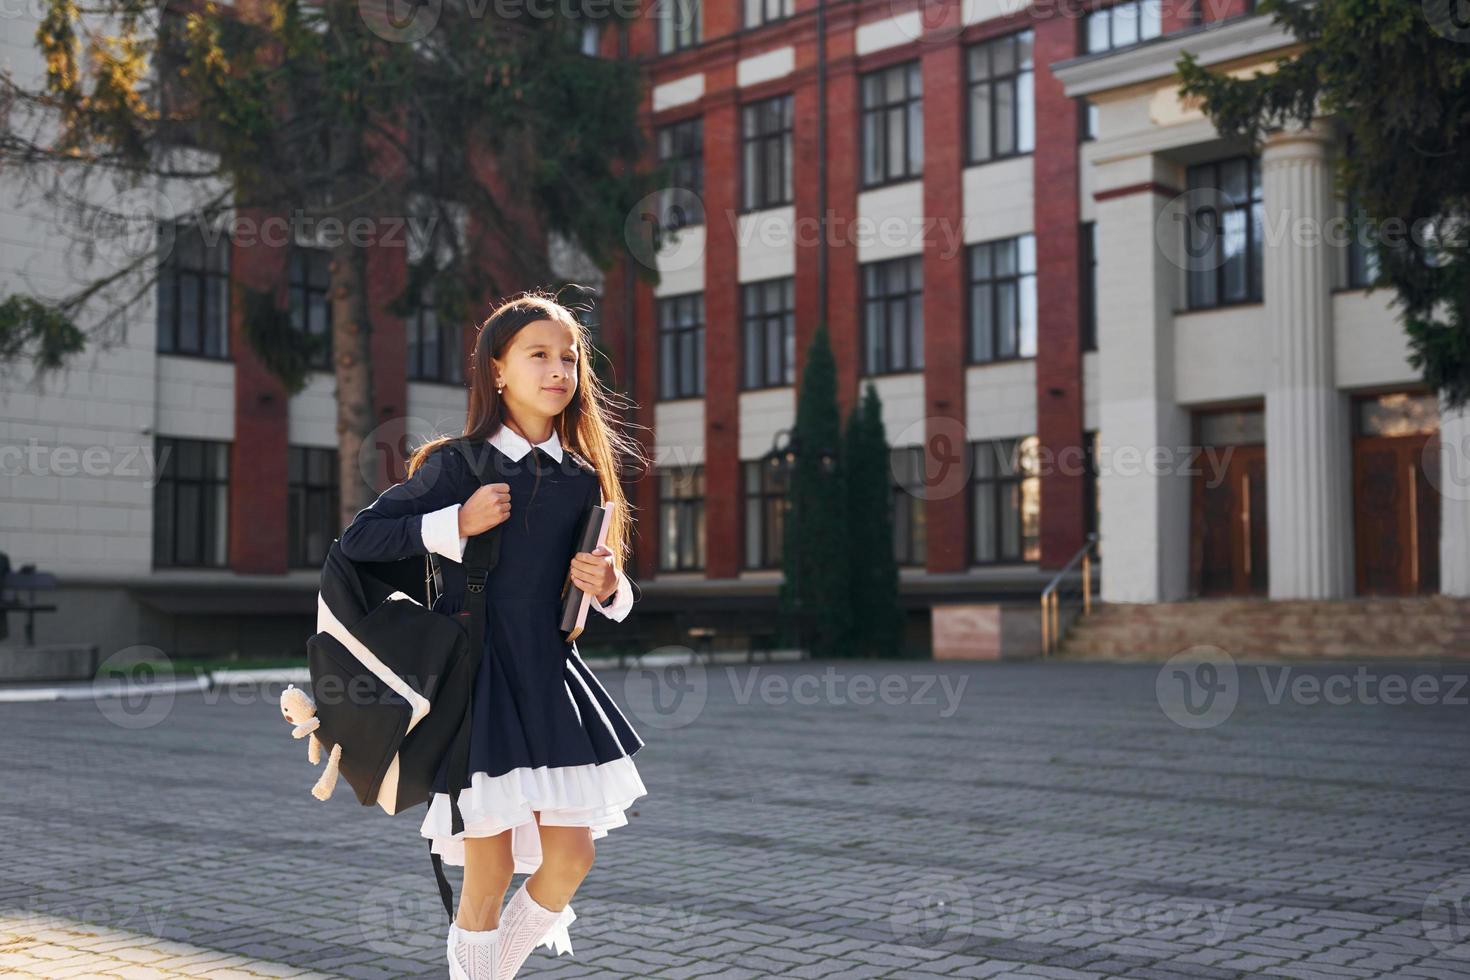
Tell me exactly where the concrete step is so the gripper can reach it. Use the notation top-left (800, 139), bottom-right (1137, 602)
top-left (1056, 596), bottom-right (1470, 659)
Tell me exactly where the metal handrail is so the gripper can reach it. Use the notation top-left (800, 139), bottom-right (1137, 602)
top-left (1039, 533), bottom-right (1099, 657)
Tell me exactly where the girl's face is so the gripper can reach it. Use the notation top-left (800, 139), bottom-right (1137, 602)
top-left (491, 318), bottom-right (580, 422)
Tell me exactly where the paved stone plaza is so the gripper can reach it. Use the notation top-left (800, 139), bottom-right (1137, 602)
top-left (2, 659), bottom-right (1469, 979)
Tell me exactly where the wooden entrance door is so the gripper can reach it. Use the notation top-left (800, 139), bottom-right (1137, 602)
top-left (1193, 444), bottom-right (1268, 596)
top-left (1353, 433), bottom-right (1439, 595)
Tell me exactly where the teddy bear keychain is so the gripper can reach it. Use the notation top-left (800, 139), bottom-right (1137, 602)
top-left (279, 684), bottom-right (344, 801)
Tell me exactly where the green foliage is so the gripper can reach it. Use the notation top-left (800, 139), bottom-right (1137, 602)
top-left (844, 382), bottom-right (905, 659)
top-left (1176, 0), bottom-right (1470, 406)
top-left (6, 0), bottom-right (659, 392)
top-left (780, 323), bottom-right (853, 658)
top-left (0, 296), bottom-right (86, 370)
top-left (239, 284), bottom-right (318, 395)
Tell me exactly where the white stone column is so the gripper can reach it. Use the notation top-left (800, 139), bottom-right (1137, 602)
top-left (1261, 121), bottom-right (1354, 599)
top-left (1095, 153), bottom-right (1192, 603)
top-left (1438, 399), bottom-right (1470, 596)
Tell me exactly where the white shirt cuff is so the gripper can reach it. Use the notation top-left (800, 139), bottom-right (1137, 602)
top-left (589, 566), bottom-right (633, 622)
top-left (419, 504), bottom-right (467, 562)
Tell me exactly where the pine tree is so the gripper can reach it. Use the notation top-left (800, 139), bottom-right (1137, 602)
top-left (779, 322), bottom-right (852, 658)
top-left (844, 382), bottom-right (905, 659)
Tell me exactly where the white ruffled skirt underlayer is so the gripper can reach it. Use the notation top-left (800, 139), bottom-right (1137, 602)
top-left (419, 754), bottom-right (647, 958)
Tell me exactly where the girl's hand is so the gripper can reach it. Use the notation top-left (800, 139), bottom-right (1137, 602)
top-left (458, 482), bottom-right (511, 537)
top-left (569, 545), bottom-right (617, 602)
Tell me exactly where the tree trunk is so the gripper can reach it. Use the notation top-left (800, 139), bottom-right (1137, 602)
top-left (331, 234), bottom-right (376, 527)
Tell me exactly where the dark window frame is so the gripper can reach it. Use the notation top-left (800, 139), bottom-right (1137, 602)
top-left (1185, 156), bottom-right (1264, 310)
top-left (407, 278), bottom-right (465, 384)
top-left (742, 458), bottom-right (790, 570)
top-left (965, 30), bottom-right (1034, 166)
top-left (658, 465), bottom-right (706, 572)
top-left (890, 446), bottom-right (928, 568)
top-left (740, 93), bottom-right (794, 212)
top-left (1084, 0), bottom-right (1163, 54)
top-left (861, 255), bottom-right (924, 376)
top-left (156, 221), bottom-right (230, 360)
top-left (966, 234), bottom-right (1038, 364)
top-left (288, 445), bottom-right (339, 569)
top-left (658, 292), bottom-right (705, 400)
top-left (288, 245), bottom-right (334, 371)
top-left (861, 61), bottom-right (924, 189)
top-left (968, 436), bottom-right (1041, 565)
top-left (153, 436), bottom-right (230, 569)
top-left (657, 0), bottom-right (701, 55)
top-left (657, 116), bottom-right (705, 230)
top-left (1081, 221), bottom-right (1098, 352)
top-left (743, 0), bottom-right (793, 29)
top-left (741, 276), bottom-right (796, 390)
top-left (1345, 190), bottom-right (1381, 290)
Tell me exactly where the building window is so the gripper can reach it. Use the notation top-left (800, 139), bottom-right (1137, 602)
top-left (861, 61), bottom-right (923, 187)
top-left (289, 245), bottom-right (333, 370)
top-left (741, 277), bottom-right (795, 389)
top-left (1083, 430), bottom-right (1100, 543)
top-left (1346, 193), bottom-right (1381, 289)
top-left (968, 234), bottom-right (1037, 363)
top-left (156, 221), bottom-right (229, 358)
top-left (1185, 156), bottom-right (1263, 309)
top-left (743, 459), bottom-right (790, 569)
top-left (657, 0), bottom-right (700, 54)
top-left (891, 447), bottom-right (927, 567)
top-left (744, 0), bottom-right (792, 27)
top-left (573, 289), bottom-right (602, 350)
top-left (1080, 222), bottom-right (1098, 352)
top-left (966, 30), bottom-right (1033, 164)
top-left (970, 436), bottom-right (1040, 564)
top-left (289, 446), bottom-right (338, 569)
top-left (1085, 0), bottom-right (1162, 53)
top-left (1080, 98), bottom-right (1099, 141)
top-left (658, 292), bottom-right (704, 400)
top-left (407, 280), bottom-right (464, 383)
top-left (154, 436), bottom-right (230, 568)
top-left (741, 94), bottom-right (793, 211)
top-left (659, 466), bottom-right (706, 571)
top-left (572, 19), bottom-right (604, 56)
top-left (1355, 391), bottom-right (1438, 437)
top-left (657, 116), bottom-right (704, 230)
top-left (862, 256), bottom-right (923, 375)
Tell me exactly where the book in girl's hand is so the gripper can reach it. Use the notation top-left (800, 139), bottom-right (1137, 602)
top-left (560, 501), bottom-right (614, 642)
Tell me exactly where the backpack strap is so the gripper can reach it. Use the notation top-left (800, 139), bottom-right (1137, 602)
top-left (431, 437), bottom-right (504, 921)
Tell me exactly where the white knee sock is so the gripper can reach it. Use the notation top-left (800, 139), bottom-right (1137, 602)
top-left (496, 880), bottom-right (574, 979)
top-left (449, 922), bottom-right (499, 980)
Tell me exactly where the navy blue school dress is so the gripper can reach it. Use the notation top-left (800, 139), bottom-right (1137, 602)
top-left (338, 422), bottom-right (646, 954)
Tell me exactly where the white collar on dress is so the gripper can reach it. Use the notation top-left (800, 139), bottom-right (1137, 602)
top-left (490, 423), bottom-right (564, 463)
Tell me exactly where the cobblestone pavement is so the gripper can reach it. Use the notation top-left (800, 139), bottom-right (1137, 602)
top-left (2, 659), bottom-right (1469, 979)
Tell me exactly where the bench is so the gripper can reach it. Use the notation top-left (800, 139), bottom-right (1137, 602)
top-left (0, 553), bottom-right (59, 647)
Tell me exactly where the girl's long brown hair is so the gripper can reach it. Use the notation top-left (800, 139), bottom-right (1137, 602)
top-left (405, 289), bottom-right (646, 572)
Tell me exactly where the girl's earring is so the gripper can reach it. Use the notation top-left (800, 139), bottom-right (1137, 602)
top-left (495, 378), bottom-right (505, 396)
